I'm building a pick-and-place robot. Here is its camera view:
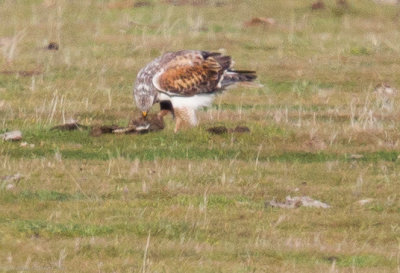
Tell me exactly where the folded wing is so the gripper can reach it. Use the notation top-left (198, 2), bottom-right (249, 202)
top-left (152, 51), bottom-right (232, 96)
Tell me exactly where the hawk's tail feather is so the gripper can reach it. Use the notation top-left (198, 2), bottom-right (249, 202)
top-left (221, 70), bottom-right (257, 88)
top-left (230, 70), bottom-right (257, 81)
top-left (201, 51), bottom-right (221, 58)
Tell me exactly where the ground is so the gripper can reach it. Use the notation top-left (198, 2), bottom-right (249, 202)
top-left (1, 0), bottom-right (400, 272)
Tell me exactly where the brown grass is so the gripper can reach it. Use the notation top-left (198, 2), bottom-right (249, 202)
top-left (1, 0), bottom-right (400, 272)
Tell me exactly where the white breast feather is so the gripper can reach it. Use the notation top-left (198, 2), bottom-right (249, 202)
top-left (157, 92), bottom-right (171, 101)
top-left (170, 94), bottom-right (215, 110)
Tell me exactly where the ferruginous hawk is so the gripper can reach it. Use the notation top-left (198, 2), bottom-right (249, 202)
top-left (133, 50), bottom-right (257, 132)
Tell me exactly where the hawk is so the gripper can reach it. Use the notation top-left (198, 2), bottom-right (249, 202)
top-left (133, 50), bottom-right (257, 132)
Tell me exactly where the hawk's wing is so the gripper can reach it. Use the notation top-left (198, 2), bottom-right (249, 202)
top-left (152, 51), bottom-right (231, 96)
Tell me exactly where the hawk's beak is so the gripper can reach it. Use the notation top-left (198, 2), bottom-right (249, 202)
top-left (142, 111), bottom-right (148, 118)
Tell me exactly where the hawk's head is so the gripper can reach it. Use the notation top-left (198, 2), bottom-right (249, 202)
top-left (134, 81), bottom-right (156, 118)
top-left (134, 92), bottom-right (154, 118)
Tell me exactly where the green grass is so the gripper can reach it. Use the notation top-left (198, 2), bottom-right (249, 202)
top-left (1, 0), bottom-right (400, 272)
top-left (15, 220), bottom-right (114, 237)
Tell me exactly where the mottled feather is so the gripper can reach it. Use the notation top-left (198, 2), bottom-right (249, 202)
top-left (153, 51), bottom-right (230, 96)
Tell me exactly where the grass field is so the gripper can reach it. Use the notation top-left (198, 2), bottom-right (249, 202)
top-left (1, 0), bottom-right (400, 272)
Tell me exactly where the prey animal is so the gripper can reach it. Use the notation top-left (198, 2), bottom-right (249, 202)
top-left (133, 50), bottom-right (257, 132)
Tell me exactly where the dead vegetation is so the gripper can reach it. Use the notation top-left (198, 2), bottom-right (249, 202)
top-left (1, 130), bottom-right (22, 141)
top-left (1, 0), bottom-right (400, 272)
top-left (243, 17), bottom-right (276, 27)
top-left (266, 196), bottom-right (331, 209)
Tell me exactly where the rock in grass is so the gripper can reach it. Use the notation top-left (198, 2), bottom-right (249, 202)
top-left (207, 125), bottom-right (251, 134)
top-left (350, 154), bottom-right (364, 159)
top-left (265, 196), bottom-right (331, 209)
top-left (356, 198), bottom-right (374, 206)
top-left (1, 173), bottom-right (23, 182)
top-left (1, 173), bottom-right (23, 191)
top-left (374, 83), bottom-right (397, 97)
top-left (1, 130), bottom-right (22, 141)
top-left (20, 141), bottom-right (35, 148)
top-left (372, 0), bottom-right (399, 4)
top-left (207, 126), bottom-right (228, 134)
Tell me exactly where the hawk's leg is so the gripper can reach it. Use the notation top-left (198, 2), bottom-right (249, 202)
top-left (174, 107), bottom-right (197, 133)
top-left (174, 115), bottom-right (183, 133)
top-left (157, 109), bottom-right (171, 120)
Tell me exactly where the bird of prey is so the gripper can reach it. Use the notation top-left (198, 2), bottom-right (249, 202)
top-left (133, 50), bottom-right (257, 132)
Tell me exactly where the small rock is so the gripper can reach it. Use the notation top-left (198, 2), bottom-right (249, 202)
top-left (1, 173), bottom-right (24, 182)
top-left (374, 83), bottom-right (397, 97)
top-left (266, 196), bottom-right (331, 209)
top-left (374, 83), bottom-right (397, 111)
top-left (350, 154), bottom-right (364, 159)
top-left (1, 173), bottom-right (24, 190)
top-left (372, 0), bottom-right (399, 4)
top-left (356, 198), bottom-right (374, 206)
top-left (1, 130), bottom-right (22, 141)
top-left (54, 151), bottom-right (62, 162)
top-left (20, 142), bottom-right (35, 148)
top-left (6, 184), bottom-right (15, 190)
